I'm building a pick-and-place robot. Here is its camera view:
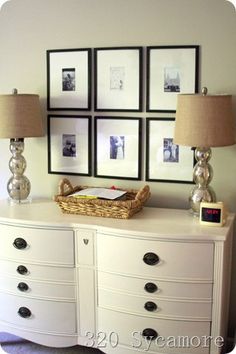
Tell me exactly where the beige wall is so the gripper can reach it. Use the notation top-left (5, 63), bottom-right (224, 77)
top-left (0, 0), bottom-right (236, 337)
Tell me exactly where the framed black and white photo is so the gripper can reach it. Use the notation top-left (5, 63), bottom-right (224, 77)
top-left (47, 48), bottom-right (91, 110)
top-left (94, 47), bottom-right (142, 111)
top-left (146, 46), bottom-right (199, 112)
top-left (94, 117), bottom-right (142, 180)
top-left (48, 115), bottom-right (92, 176)
top-left (146, 118), bottom-right (194, 183)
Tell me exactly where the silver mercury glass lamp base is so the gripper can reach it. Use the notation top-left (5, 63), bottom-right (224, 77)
top-left (7, 138), bottom-right (32, 204)
top-left (189, 147), bottom-right (216, 216)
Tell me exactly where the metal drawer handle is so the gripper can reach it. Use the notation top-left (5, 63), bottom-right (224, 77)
top-left (143, 252), bottom-right (160, 265)
top-left (142, 328), bottom-right (158, 340)
top-left (17, 282), bottom-right (29, 292)
top-left (83, 238), bottom-right (89, 245)
top-left (13, 238), bottom-right (27, 250)
top-left (144, 301), bottom-right (157, 312)
top-left (16, 265), bottom-right (28, 275)
top-left (144, 282), bottom-right (158, 293)
top-left (18, 307), bottom-right (31, 318)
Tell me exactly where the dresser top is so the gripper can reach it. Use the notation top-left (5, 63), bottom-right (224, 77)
top-left (0, 199), bottom-right (234, 241)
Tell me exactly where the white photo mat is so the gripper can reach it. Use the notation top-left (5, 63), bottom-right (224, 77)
top-left (146, 118), bottom-right (194, 183)
top-left (95, 117), bottom-right (142, 179)
top-left (147, 46), bottom-right (199, 112)
top-left (95, 47), bottom-right (142, 111)
top-left (47, 49), bottom-right (91, 110)
top-left (48, 115), bottom-right (91, 175)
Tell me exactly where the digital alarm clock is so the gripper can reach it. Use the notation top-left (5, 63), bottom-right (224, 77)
top-left (200, 202), bottom-right (226, 227)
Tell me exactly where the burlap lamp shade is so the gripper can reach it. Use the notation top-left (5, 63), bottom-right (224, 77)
top-left (0, 94), bottom-right (43, 138)
top-left (174, 93), bottom-right (235, 148)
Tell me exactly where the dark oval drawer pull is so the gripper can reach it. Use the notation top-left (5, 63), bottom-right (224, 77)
top-left (144, 301), bottom-right (157, 312)
top-left (13, 238), bottom-right (27, 250)
top-left (17, 282), bottom-right (29, 292)
top-left (144, 282), bottom-right (158, 293)
top-left (17, 265), bottom-right (28, 275)
top-left (18, 307), bottom-right (31, 318)
top-left (142, 328), bottom-right (158, 340)
top-left (143, 252), bottom-right (160, 265)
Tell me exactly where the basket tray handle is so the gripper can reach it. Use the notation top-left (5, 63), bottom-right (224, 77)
top-left (58, 178), bottom-right (74, 196)
top-left (135, 185), bottom-right (151, 204)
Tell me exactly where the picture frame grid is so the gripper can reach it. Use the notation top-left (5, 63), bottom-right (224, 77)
top-left (46, 44), bottom-right (200, 183)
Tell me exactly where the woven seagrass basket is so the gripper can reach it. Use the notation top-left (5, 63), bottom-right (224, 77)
top-left (54, 179), bottom-right (151, 219)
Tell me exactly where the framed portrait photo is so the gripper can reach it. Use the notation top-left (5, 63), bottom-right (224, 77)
top-left (47, 48), bottom-right (91, 110)
top-left (146, 118), bottom-right (194, 183)
top-left (94, 117), bottom-right (142, 180)
top-left (47, 115), bottom-right (92, 176)
top-left (94, 47), bottom-right (143, 111)
top-left (146, 45), bottom-right (199, 112)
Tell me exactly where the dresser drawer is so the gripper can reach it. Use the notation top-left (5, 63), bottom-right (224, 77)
top-left (0, 275), bottom-right (76, 301)
top-left (97, 272), bottom-right (213, 300)
top-left (0, 293), bottom-right (76, 334)
top-left (97, 308), bottom-right (210, 353)
top-left (97, 234), bottom-right (214, 280)
top-left (0, 260), bottom-right (75, 282)
top-left (0, 224), bottom-right (74, 265)
top-left (98, 288), bottom-right (212, 320)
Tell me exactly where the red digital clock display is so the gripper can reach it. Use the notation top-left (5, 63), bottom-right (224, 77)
top-left (201, 207), bottom-right (221, 223)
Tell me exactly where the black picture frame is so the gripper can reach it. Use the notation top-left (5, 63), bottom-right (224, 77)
top-left (94, 47), bottom-right (143, 112)
top-left (47, 115), bottom-right (92, 176)
top-left (146, 118), bottom-right (195, 183)
top-left (94, 116), bottom-right (142, 180)
top-left (146, 45), bottom-right (199, 112)
top-left (47, 48), bottom-right (91, 110)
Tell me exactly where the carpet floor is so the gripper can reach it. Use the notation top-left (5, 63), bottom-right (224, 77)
top-left (0, 333), bottom-right (102, 354)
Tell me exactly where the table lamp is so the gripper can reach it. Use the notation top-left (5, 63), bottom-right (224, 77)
top-left (0, 89), bottom-right (44, 203)
top-left (174, 87), bottom-right (235, 215)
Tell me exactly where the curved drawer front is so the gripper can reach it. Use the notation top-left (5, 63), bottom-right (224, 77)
top-left (97, 308), bottom-right (210, 353)
top-left (0, 260), bottom-right (75, 282)
top-left (0, 275), bottom-right (76, 301)
top-left (98, 288), bottom-right (211, 320)
top-left (0, 293), bottom-right (76, 334)
top-left (97, 272), bottom-right (213, 300)
top-left (0, 225), bottom-right (74, 265)
top-left (97, 234), bottom-right (214, 281)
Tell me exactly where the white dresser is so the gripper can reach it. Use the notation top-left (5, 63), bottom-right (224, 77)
top-left (0, 200), bottom-right (234, 354)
